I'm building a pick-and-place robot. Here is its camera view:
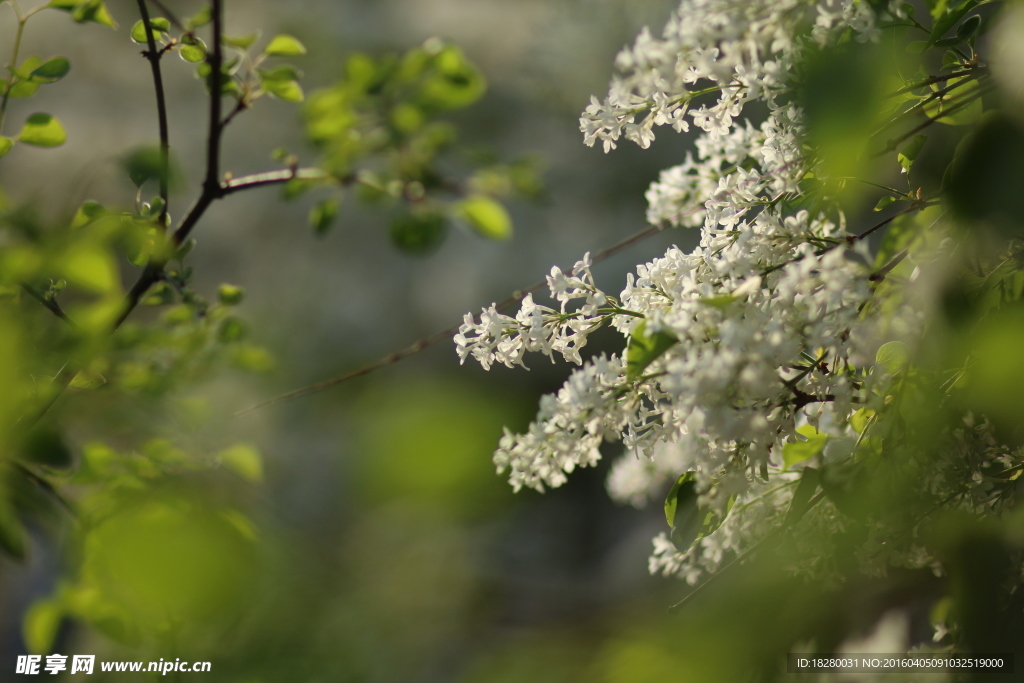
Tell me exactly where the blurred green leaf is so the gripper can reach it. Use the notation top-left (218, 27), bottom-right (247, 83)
top-left (390, 212), bottom-right (446, 254)
top-left (0, 500), bottom-right (27, 560)
top-left (263, 78), bottom-right (304, 103)
top-left (785, 467), bottom-right (820, 525)
top-left (217, 283), bottom-right (244, 306)
top-left (48, 0), bottom-right (117, 28)
top-left (29, 57), bottom-right (70, 81)
top-left (0, 137), bottom-right (13, 158)
top-left (22, 598), bottom-right (63, 654)
top-left (898, 134), bottom-right (927, 173)
top-left (222, 33), bottom-right (258, 49)
top-left (17, 113), bottom-right (66, 147)
top-left (874, 195), bottom-right (897, 211)
top-left (219, 444), bottom-right (263, 483)
top-left (310, 198), bottom-right (339, 235)
top-left (783, 425), bottom-right (829, 469)
top-left (264, 34), bottom-right (307, 57)
top-left (876, 340), bottom-right (910, 374)
top-left (457, 195), bottom-right (512, 241)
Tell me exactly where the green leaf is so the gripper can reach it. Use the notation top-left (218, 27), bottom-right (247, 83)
top-left (664, 472), bottom-right (696, 529)
top-left (178, 44), bottom-right (205, 63)
top-left (875, 340), bottom-right (910, 374)
top-left (664, 473), bottom-right (727, 551)
top-left (120, 146), bottom-right (165, 188)
top-left (222, 33), bottom-right (258, 49)
top-left (264, 34), bottom-right (307, 57)
top-left (22, 599), bottom-right (63, 654)
top-left (310, 198), bottom-right (339, 235)
top-left (0, 137), bottom-right (13, 158)
top-left (259, 65), bottom-right (303, 82)
top-left (457, 195), bottom-right (512, 241)
top-left (849, 407), bottom-right (876, 435)
top-left (873, 195), bottom-right (897, 211)
top-left (390, 212), bottom-right (446, 254)
top-left (186, 6), bottom-right (212, 29)
top-left (262, 78), bottom-right (304, 102)
top-left (218, 284), bottom-right (245, 305)
top-left (930, 1), bottom-right (978, 44)
top-left (699, 294), bottom-right (738, 308)
top-left (48, 0), bottom-right (118, 28)
top-left (782, 425), bottom-right (829, 469)
top-left (784, 467), bottom-right (821, 526)
top-left (219, 444), bottom-right (263, 482)
top-left (898, 135), bottom-right (927, 172)
top-left (30, 57), bottom-right (70, 81)
top-left (131, 19), bottom-right (169, 43)
top-left (626, 321), bottom-right (677, 379)
top-left (17, 113), bottom-right (66, 147)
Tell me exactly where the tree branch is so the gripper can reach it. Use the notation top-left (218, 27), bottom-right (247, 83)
top-left (220, 167), bottom-right (331, 195)
top-left (136, 0), bottom-right (171, 227)
top-left (20, 282), bottom-right (77, 329)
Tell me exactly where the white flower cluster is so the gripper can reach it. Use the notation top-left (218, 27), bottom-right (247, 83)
top-left (579, 0), bottom-right (889, 154)
top-left (457, 0), bottom-right (918, 583)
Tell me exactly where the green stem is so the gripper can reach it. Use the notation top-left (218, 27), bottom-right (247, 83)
top-left (0, 10), bottom-right (26, 135)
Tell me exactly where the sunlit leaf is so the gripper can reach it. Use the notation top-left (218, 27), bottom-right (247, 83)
top-left (783, 425), bottom-right (829, 469)
top-left (17, 113), bottom-right (66, 147)
top-left (22, 599), bottom-right (63, 654)
top-left (876, 340), bottom-right (910, 374)
top-left (264, 34), bottom-right (307, 57)
top-left (0, 137), bottom-right (13, 158)
top-left (898, 135), bottom-right (927, 173)
top-left (626, 321), bottom-right (677, 379)
top-left (457, 195), bottom-right (512, 240)
top-left (219, 444), bottom-right (263, 483)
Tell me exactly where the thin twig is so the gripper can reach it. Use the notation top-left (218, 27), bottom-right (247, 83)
top-left (875, 83), bottom-right (995, 156)
top-left (20, 283), bottom-right (77, 329)
top-left (136, 0), bottom-right (171, 227)
top-left (221, 167), bottom-right (331, 195)
top-left (147, 0), bottom-right (185, 32)
top-left (233, 221), bottom-right (670, 416)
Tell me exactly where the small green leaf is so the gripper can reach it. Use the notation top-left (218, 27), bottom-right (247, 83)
top-left (906, 40), bottom-right (929, 54)
top-left (120, 146), bottom-right (165, 188)
top-left (219, 444), bottom-right (263, 482)
top-left (782, 424), bottom-right (829, 469)
top-left (218, 283), bottom-right (245, 305)
top-left (131, 18), bottom-right (170, 43)
top-left (699, 294), bottom-right (738, 308)
top-left (222, 33), bottom-right (258, 49)
top-left (262, 78), bottom-right (304, 102)
top-left (0, 137), bottom-right (13, 158)
top-left (390, 212), bottom-right (446, 254)
top-left (178, 38), bottom-right (207, 63)
top-left (264, 34), bottom-right (307, 57)
top-left (22, 599), bottom-right (63, 654)
top-left (875, 340), bottom-right (910, 374)
top-left (626, 321), bottom-right (677, 379)
top-left (930, 0), bottom-right (978, 44)
top-left (664, 472), bottom-right (696, 529)
top-left (310, 198), bottom-right (339, 235)
top-left (30, 57), bottom-right (70, 81)
top-left (17, 113), bottom-right (66, 147)
top-left (898, 134), bottom-right (927, 173)
top-left (457, 195), bottom-right (512, 240)
top-left (186, 6), bottom-right (212, 29)
top-left (784, 467), bottom-right (821, 526)
top-left (873, 195), bottom-right (897, 211)
top-left (849, 407), bottom-right (876, 435)
top-left (48, 0), bottom-right (118, 28)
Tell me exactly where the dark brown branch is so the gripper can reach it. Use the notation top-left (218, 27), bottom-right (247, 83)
top-left (136, 0), bottom-right (170, 227)
top-left (205, 0), bottom-right (224, 194)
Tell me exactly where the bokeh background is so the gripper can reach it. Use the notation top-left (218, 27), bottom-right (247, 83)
top-left (0, 0), bottom-right (714, 680)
